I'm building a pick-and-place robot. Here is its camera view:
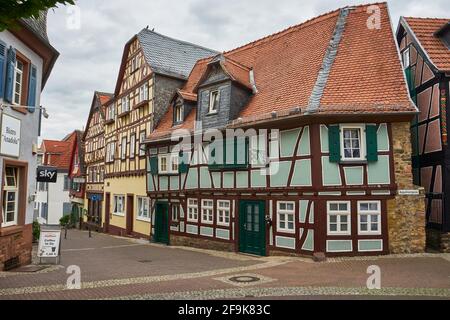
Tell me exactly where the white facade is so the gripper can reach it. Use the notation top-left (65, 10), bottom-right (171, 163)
top-left (0, 29), bottom-right (44, 227)
top-left (36, 172), bottom-right (71, 225)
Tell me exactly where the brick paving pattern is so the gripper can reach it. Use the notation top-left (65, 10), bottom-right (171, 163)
top-left (0, 230), bottom-right (449, 300)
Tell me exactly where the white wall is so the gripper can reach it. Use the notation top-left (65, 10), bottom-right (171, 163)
top-left (0, 30), bottom-right (44, 226)
top-left (36, 172), bottom-right (71, 225)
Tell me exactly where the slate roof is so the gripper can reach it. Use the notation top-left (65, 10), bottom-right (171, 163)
top-left (20, 11), bottom-right (49, 44)
top-left (402, 17), bottom-right (450, 72)
top-left (137, 29), bottom-right (219, 79)
top-left (149, 2), bottom-right (415, 141)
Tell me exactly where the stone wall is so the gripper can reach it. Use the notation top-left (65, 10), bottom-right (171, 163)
top-left (426, 229), bottom-right (450, 253)
top-left (387, 122), bottom-right (426, 254)
top-left (170, 235), bottom-right (234, 252)
top-left (0, 224), bottom-right (33, 271)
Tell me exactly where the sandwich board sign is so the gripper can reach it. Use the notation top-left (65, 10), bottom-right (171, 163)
top-left (37, 227), bottom-right (62, 264)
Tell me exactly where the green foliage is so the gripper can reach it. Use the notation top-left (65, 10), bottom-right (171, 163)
top-left (59, 214), bottom-right (71, 227)
top-left (32, 221), bottom-right (40, 242)
top-left (0, 0), bottom-right (75, 31)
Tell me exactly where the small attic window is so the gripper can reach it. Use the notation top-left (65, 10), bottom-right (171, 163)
top-left (174, 104), bottom-right (183, 124)
top-left (402, 48), bottom-right (410, 69)
top-left (209, 90), bottom-right (220, 114)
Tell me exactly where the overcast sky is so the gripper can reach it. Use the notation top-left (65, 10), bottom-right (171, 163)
top-left (40, 0), bottom-right (449, 140)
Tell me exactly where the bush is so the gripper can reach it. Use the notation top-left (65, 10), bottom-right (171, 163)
top-left (32, 221), bottom-right (40, 242)
top-left (59, 215), bottom-right (71, 227)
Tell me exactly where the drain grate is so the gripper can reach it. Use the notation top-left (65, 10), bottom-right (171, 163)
top-left (4, 257), bottom-right (20, 271)
top-left (229, 276), bottom-right (261, 283)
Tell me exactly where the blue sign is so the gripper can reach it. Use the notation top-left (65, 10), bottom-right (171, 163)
top-left (88, 194), bottom-right (103, 201)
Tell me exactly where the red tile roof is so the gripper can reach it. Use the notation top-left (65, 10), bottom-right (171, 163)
top-left (149, 2), bottom-right (414, 140)
top-left (403, 17), bottom-right (450, 72)
top-left (41, 131), bottom-right (77, 170)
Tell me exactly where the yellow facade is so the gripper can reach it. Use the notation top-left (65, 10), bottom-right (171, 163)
top-left (105, 175), bottom-right (151, 237)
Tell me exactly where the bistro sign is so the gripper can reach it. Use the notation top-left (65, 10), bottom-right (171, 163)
top-left (0, 113), bottom-right (21, 157)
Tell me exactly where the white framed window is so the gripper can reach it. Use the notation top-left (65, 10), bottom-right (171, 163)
top-left (140, 84), bottom-right (148, 102)
top-left (113, 195), bottom-right (125, 216)
top-left (137, 197), bottom-right (150, 221)
top-left (130, 134), bottom-right (136, 158)
top-left (139, 131), bottom-right (146, 156)
top-left (121, 96), bottom-right (130, 113)
top-left (201, 199), bottom-right (214, 224)
top-left (402, 47), bottom-right (410, 69)
top-left (158, 153), bottom-right (179, 174)
top-left (358, 201), bottom-right (381, 235)
top-left (107, 104), bottom-right (115, 121)
top-left (106, 142), bottom-right (115, 163)
top-left (208, 90), bottom-right (220, 114)
top-left (172, 204), bottom-right (180, 222)
top-left (174, 104), bottom-right (183, 123)
top-left (13, 60), bottom-right (24, 105)
top-left (187, 198), bottom-right (198, 222)
top-left (340, 125), bottom-right (365, 161)
top-left (327, 201), bottom-right (351, 235)
top-left (120, 137), bottom-right (127, 159)
top-left (2, 167), bottom-right (19, 227)
top-left (217, 200), bottom-right (231, 226)
top-left (277, 201), bottom-right (295, 233)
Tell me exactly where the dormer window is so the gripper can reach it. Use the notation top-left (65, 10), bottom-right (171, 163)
top-left (174, 104), bottom-right (183, 124)
top-left (209, 90), bottom-right (220, 114)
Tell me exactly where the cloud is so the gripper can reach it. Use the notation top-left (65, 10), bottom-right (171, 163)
top-left (40, 0), bottom-right (449, 140)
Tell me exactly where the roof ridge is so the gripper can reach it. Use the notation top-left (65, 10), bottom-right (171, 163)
top-left (138, 28), bottom-right (219, 54)
top-left (403, 16), bottom-right (449, 21)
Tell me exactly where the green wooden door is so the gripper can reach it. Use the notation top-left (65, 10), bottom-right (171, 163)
top-left (239, 200), bottom-right (266, 256)
top-left (154, 202), bottom-right (169, 245)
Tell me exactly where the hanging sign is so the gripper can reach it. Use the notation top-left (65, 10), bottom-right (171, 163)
top-left (0, 113), bottom-right (21, 157)
top-left (37, 229), bottom-right (62, 258)
top-left (37, 166), bottom-right (58, 183)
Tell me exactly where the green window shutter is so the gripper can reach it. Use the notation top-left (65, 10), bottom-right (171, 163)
top-left (150, 156), bottom-right (158, 175)
top-left (366, 125), bottom-right (378, 162)
top-left (178, 151), bottom-right (189, 174)
top-left (328, 125), bottom-right (341, 163)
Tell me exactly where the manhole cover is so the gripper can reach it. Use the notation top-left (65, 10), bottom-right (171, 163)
top-left (229, 276), bottom-right (260, 283)
top-left (138, 260), bottom-right (152, 263)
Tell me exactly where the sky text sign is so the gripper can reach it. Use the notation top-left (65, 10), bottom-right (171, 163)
top-left (37, 166), bottom-right (58, 183)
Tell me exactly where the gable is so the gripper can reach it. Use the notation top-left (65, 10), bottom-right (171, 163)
top-left (114, 37), bottom-right (152, 96)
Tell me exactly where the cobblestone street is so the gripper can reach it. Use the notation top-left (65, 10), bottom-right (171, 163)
top-left (0, 230), bottom-right (449, 300)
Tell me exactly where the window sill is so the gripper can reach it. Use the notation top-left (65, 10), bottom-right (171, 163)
top-left (12, 106), bottom-right (27, 115)
top-left (277, 229), bottom-right (295, 235)
top-left (206, 112), bottom-right (218, 116)
top-left (327, 232), bottom-right (352, 237)
top-left (0, 225), bottom-right (23, 237)
top-left (136, 217), bottom-right (151, 223)
top-left (208, 164), bottom-right (249, 171)
top-left (133, 100), bottom-right (149, 110)
top-left (339, 160), bottom-right (368, 165)
top-left (105, 119), bottom-right (115, 125)
top-left (112, 212), bottom-right (125, 217)
top-left (118, 111), bottom-right (130, 118)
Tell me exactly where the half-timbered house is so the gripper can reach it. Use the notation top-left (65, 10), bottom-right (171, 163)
top-left (103, 28), bottom-right (217, 238)
top-left (397, 17), bottom-right (450, 252)
top-left (82, 92), bottom-right (113, 231)
top-left (145, 3), bottom-right (426, 257)
top-left (68, 130), bottom-right (85, 224)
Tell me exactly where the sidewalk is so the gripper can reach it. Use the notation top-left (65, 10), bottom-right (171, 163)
top-left (0, 230), bottom-right (449, 300)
